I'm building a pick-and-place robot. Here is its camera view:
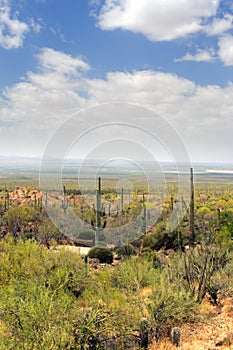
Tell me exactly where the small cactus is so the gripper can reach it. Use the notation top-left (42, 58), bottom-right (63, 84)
top-left (171, 327), bottom-right (181, 347)
top-left (139, 317), bottom-right (149, 349)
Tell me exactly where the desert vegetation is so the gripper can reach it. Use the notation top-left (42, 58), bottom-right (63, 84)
top-left (0, 173), bottom-right (233, 349)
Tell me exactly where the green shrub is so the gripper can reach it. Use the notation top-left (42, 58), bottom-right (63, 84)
top-left (0, 238), bottom-right (87, 349)
top-left (216, 226), bottom-right (233, 249)
top-left (88, 247), bottom-right (113, 264)
top-left (114, 244), bottom-right (137, 259)
top-left (143, 228), bottom-right (184, 251)
top-left (111, 256), bottom-right (158, 292)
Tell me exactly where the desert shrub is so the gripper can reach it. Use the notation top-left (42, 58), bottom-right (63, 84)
top-left (111, 256), bottom-right (158, 292)
top-left (0, 238), bottom-right (88, 349)
top-left (114, 243), bottom-right (137, 259)
top-left (0, 238), bottom-right (143, 349)
top-left (168, 242), bottom-right (229, 303)
top-left (216, 226), bottom-right (233, 249)
top-left (73, 302), bottom-right (140, 349)
top-left (37, 220), bottom-right (66, 247)
top-left (147, 272), bottom-right (195, 326)
top-left (213, 249), bottom-right (233, 294)
top-left (2, 205), bottom-right (41, 239)
top-left (141, 247), bottom-right (163, 268)
top-left (88, 247), bottom-right (113, 264)
top-left (143, 224), bottom-right (185, 251)
top-left (0, 281), bottom-right (75, 350)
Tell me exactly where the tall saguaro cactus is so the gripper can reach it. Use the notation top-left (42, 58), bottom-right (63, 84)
top-left (139, 193), bottom-right (147, 255)
top-left (4, 189), bottom-right (9, 211)
top-left (142, 193), bottom-right (147, 235)
top-left (61, 185), bottom-right (68, 213)
top-left (91, 177), bottom-right (106, 246)
top-left (121, 187), bottom-right (124, 215)
top-left (189, 168), bottom-right (195, 246)
top-left (96, 177), bottom-right (101, 245)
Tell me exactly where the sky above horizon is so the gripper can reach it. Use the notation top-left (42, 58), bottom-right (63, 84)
top-left (0, 0), bottom-right (233, 163)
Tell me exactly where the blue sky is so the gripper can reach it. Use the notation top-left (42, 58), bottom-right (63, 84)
top-left (0, 0), bottom-right (233, 163)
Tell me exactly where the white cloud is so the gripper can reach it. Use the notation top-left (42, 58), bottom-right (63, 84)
top-left (205, 14), bottom-right (233, 36)
top-left (0, 48), bottom-right (90, 155)
top-left (175, 48), bottom-right (216, 63)
top-left (0, 48), bottom-right (233, 162)
top-left (97, 0), bottom-right (221, 41)
top-left (0, 0), bottom-right (29, 49)
top-left (86, 70), bottom-right (196, 105)
top-left (37, 48), bottom-right (91, 75)
top-left (218, 34), bottom-right (233, 66)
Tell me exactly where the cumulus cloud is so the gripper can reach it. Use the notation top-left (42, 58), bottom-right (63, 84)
top-left (96, 0), bottom-right (221, 41)
top-left (175, 48), bottom-right (216, 63)
top-left (0, 48), bottom-right (90, 155)
top-left (218, 34), bottom-right (233, 66)
top-left (85, 70), bottom-right (233, 162)
top-left (37, 48), bottom-right (90, 75)
top-left (205, 14), bottom-right (233, 36)
top-left (2, 48), bottom-right (90, 121)
top-left (0, 0), bottom-right (29, 49)
top-left (0, 48), bottom-right (233, 162)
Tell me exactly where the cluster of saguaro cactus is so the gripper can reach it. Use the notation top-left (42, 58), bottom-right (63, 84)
top-left (34, 194), bottom-right (41, 210)
top-left (33, 193), bottom-right (43, 211)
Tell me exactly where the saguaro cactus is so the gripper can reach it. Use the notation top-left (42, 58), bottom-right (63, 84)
top-left (91, 177), bottom-right (106, 246)
top-left (61, 185), bottom-right (68, 213)
top-left (4, 189), bottom-right (9, 211)
top-left (139, 193), bottom-right (147, 255)
top-left (121, 187), bottom-right (124, 215)
top-left (142, 193), bottom-right (147, 235)
top-left (34, 193), bottom-right (37, 210)
top-left (44, 191), bottom-right (48, 208)
top-left (38, 196), bottom-right (43, 211)
top-left (189, 168), bottom-right (195, 246)
top-left (170, 195), bottom-right (174, 212)
top-left (217, 207), bottom-right (221, 231)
